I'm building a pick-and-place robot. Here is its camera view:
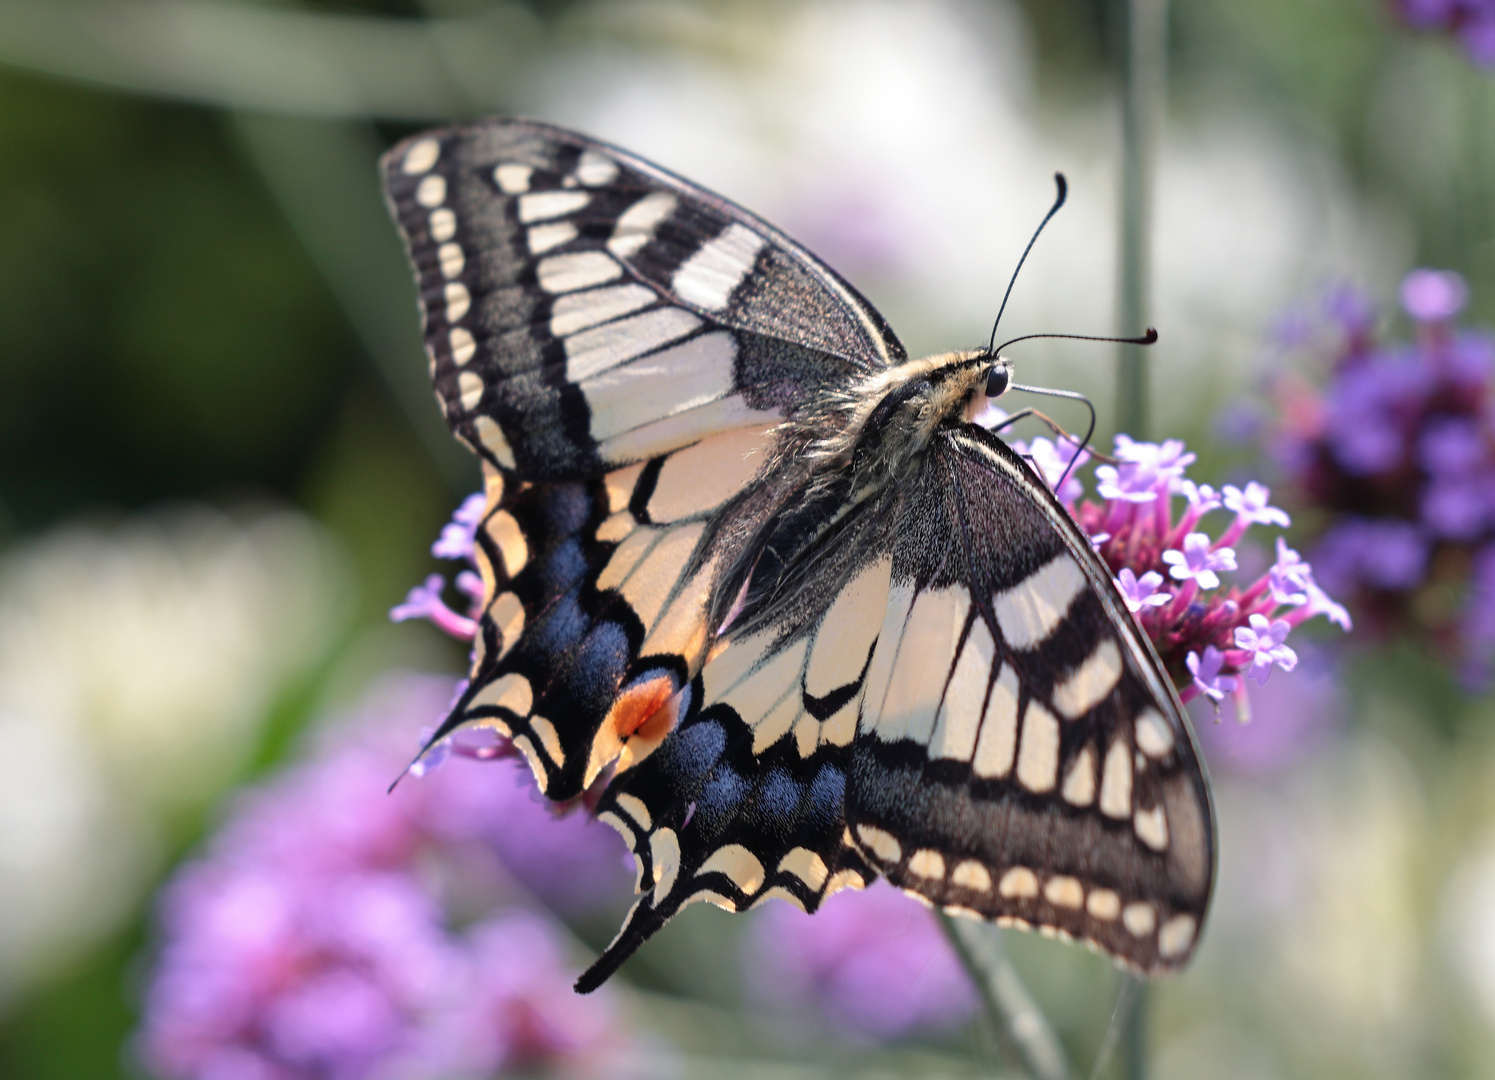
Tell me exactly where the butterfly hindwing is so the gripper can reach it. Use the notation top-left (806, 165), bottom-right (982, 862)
top-left (455, 421), bottom-right (791, 800)
top-left (580, 702), bottom-right (875, 993)
top-left (381, 119), bottom-right (904, 480)
top-left (576, 425), bottom-right (1213, 986)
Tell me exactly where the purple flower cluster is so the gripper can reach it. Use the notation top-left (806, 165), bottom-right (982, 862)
top-left (1268, 269), bottom-right (1495, 684)
top-left (1393, 0), bottom-right (1495, 66)
top-left (1014, 434), bottom-right (1349, 707)
top-left (136, 675), bottom-right (631, 1080)
top-left (744, 881), bottom-right (977, 1040)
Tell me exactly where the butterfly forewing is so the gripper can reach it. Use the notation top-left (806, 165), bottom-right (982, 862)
top-left (383, 119), bottom-right (909, 799)
top-left (381, 120), bottom-right (903, 480)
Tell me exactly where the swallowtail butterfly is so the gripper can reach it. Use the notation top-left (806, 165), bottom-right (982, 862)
top-left (381, 120), bottom-right (1215, 993)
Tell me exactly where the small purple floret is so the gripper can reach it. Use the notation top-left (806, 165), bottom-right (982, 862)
top-left (1187, 646), bottom-right (1238, 702)
top-left (1023, 436), bottom-right (1088, 504)
top-left (1116, 568), bottom-right (1170, 613)
top-left (1175, 479), bottom-right (1222, 513)
top-left (431, 493), bottom-right (487, 560)
top-left (1269, 538), bottom-right (1313, 606)
top-left (1223, 482), bottom-right (1290, 529)
top-left (1161, 533), bottom-right (1237, 590)
top-left (1233, 614), bottom-right (1298, 685)
top-left (390, 574), bottom-right (478, 641)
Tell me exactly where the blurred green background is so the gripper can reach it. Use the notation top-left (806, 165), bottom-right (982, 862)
top-left (3, 1), bottom-right (1495, 1078)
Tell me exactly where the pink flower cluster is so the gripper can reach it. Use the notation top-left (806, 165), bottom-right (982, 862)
top-left (135, 675), bottom-right (631, 1080)
top-left (1016, 434), bottom-right (1350, 707)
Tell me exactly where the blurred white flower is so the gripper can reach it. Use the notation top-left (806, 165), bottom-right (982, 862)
top-left (0, 506), bottom-right (346, 1003)
top-left (1442, 839), bottom-right (1495, 1027)
top-left (531, 0), bottom-right (1400, 434)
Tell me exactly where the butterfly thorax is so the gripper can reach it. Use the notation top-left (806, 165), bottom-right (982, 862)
top-left (716, 349), bottom-right (999, 639)
top-left (801, 349), bottom-right (992, 500)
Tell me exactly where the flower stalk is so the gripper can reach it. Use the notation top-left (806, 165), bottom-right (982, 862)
top-left (938, 913), bottom-right (1071, 1080)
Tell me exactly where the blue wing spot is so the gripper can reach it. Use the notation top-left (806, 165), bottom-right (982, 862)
top-left (656, 718), bottom-right (726, 783)
top-left (566, 620), bottom-right (631, 713)
top-left (692, 765), bottom-right (749, 841)
top-left (756, 769), bottom-right (804, 835)
top-left (539, 537), bottom-right (589, 595)
top-left (804, 762), bottom-right (846, 835)
top-left (529, 591), bottom-right (588, 656)
top-left (539, 483), bottom-right (592, 536)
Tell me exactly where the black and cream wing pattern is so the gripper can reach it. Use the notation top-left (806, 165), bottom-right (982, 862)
top-left (381, 118), bottom-right (1215, 993)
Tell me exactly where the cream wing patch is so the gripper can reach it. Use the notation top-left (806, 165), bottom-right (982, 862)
top-left (805, 557), bottom-right (892, 698)
top-left (647, 426), bottom-right (773, 524)
top-left (971, 663), bottom-right (1020, 779)
top-left (672, 223), bottom-right (767, 310)
top-left (1014, 700), bottom-right (1060, 794)
top-left (994, 553), bottom-right (1087, 650)
top-left (1051, 639), bottom-right (1123, 719)
top-left (873, 587), bottom-right (968, 745)
top-left (582, 333), bottom-right (739, 443)
top-left (929, 617), bottom-right (996, 762)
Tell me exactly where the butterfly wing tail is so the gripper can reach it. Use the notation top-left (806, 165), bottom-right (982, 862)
top-left (574, 898), bottom-right (667, 994)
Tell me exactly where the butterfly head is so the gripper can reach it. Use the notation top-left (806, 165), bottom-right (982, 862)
top-left (983, 355), bottom-right (1014, 399)
top-left (955, 350), bottom-right (1015, 426)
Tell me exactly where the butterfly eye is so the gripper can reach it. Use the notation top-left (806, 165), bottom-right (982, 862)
top-left (985, 360), bottom-right (1012, 399)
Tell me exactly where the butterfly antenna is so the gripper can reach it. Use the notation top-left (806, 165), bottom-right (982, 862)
top-left (1009, 382), bottom-right (1098, 491)
top-left (996, 331), bottom-right (1156, 490)
top-left (995, 328), bottom-right (1158, 354)
top-left (988, 172), bottom-right (1068, 353)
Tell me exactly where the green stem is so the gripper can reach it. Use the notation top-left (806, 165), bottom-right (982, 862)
top-left (1116, 0), bottom-right (1165, 1069)
top-left (939, 913), bottom-right (1072, 1080)
top-left (1116, 0), bottom-right (1166, 441)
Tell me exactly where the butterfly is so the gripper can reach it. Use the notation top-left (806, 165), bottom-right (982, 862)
top-left (380, 119), bottom-right (1215, 993)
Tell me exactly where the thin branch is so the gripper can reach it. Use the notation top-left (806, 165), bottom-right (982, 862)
top-left (1115, 0), bottom-right (1168, 1068)
top-left (939, 913), bottom-right (1072, 1080)
top-left (0, 0), bottom-right (539, 119)
top-left (1114, 0), bottom-right (1166, 440)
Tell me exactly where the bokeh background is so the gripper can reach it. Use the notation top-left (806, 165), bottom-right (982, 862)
top-left (3, 0), bottom-right (1495, 1077)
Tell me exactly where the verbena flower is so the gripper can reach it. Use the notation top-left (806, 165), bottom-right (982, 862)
top-left (135, 675), bottom-right (631, 1080)
top-left (1014, 432), bottom-right (1348, 709)
top-left (1265, 268), bottom-right (1495, 685)
top-left (1187, 646), bottom-right (1238, 703)
top-left (1391, 0), bottom-right (1495, 66)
